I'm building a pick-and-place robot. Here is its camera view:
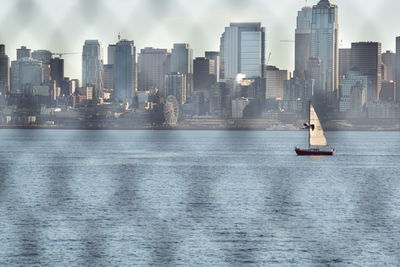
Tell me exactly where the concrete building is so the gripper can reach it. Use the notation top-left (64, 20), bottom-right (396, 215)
top-left (82, 40), bottom-right (103, 100)
top-left (165, 73), bottom-right (187, 105)
top-left (382, 50), bottom-right (396, 81)
top-left (107, 44), bottom-right (116, 65)
top-left (265, 66), bottom-right (290, 99)
top-left (11, 58), bottom-right (43, 95)
top-left (0, 44), bottom-right (10, 95)
top-left (220, 23), bottom-right (265, 79)
top-left (103, 64), bottom-right (114, 90)
top-left (311, 0), bottom-right (339, 94)
top-left (138, 47), bottom-right (170, 93)
top-left (193, 57), bottom-right (216, 91)
top-left (294, 6), bottom-right (312, 79)
top-left (32, 50), bottom-right (52, 82)
top-left (113, 39), bottom-right (136, 103)
top-left (339, 48), bottom-right (351, 80)
top-left (284, 78), bottom-right (314, 101)
top-left (351, 42), bottom-right (382, 102)
top-left (396, 36), bottom-right (400, 103)
top-left (339, 67), bottom-right (368, 113)
top-left (232, 97), bottom-right (250, 118)
top-left (380, 80), bottom-right (396, 102)
top-left (17, 46), bottom-right (31, 60)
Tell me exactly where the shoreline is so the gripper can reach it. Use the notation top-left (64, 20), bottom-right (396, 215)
top-left (1, 125), bottom-right (399, 131)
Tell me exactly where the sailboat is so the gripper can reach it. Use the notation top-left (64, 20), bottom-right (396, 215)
top-left (295, 103), bottom-right (336, 156)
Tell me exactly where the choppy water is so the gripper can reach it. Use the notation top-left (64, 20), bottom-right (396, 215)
top-left (0, 130), bottom-right (399, 266)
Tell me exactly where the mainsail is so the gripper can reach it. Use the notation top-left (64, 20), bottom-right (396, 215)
top-left (309, 105), bottom-right (328, 147)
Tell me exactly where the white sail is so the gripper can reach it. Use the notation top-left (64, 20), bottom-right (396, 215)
top-left (309, 105), bottom-right (328, 147)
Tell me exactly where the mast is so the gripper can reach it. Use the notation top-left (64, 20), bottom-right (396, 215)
top-left (308, 101), bottom-right (311, 148)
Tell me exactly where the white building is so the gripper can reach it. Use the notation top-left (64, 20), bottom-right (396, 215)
top-left (220, 23), bottom-right (265, 79)
top-left (265, 66), bottom-right (290, 99)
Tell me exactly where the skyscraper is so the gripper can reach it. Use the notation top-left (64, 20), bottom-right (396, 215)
top-left (265, 66), bottom-right (290, 99)
top-left (0, 44), bottom-right (10, 95)
top-left (50, 57), bottom-right (64, 88)
top-left (82, 40), bottom-right (103, 100)
top-left (351, 42), bottom-right (382, 102)
top-left (11, 58), bottom-right (43, 95)
top-left (107, 44), bottom-right (117, 65)
top-left (205, 51), bottom-right (220, 82)
top-left (220, 23), bottom-right (265, 79)
top-left (396, 36), bottom-right (400, 103)
top-left (165, 73), bottom-right (187, 105)
top-left (17, 46), bottom-right (31, 60)
top-left (171, 43), bottom-right (193, 99)
top-left (193, 57), bottom-right (216, 91)
top-left (382, 51), bottom-right (396, 82)
top-left (171, 43), bottom-right (193, 74)
top-left (295, 6), bottom-right (312, 79)
top-left (113, 39), bottom-right (136, 103)
top-left (339, 48), bottom-right (351, 79)
top-left (311, 0), bottom-right (339, 94)
top-left (32, 50), bottom-right (52, 82)
top-left (138, 47), bottom-right (171, 93)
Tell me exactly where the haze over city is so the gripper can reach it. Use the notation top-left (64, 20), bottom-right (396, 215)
top-left (0, 0), bottom-right (399, 79)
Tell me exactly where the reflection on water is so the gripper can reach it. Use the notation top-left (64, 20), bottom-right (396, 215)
top-left (0, 130), bottom-right (399, 266)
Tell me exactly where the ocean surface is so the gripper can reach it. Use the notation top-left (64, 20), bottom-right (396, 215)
top-left (0, 129), bottom-right (399, 266)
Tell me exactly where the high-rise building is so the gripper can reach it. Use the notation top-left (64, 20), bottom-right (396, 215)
top-left (294, 6), bottom-right (312, 78)
top-left (138, 47), bottom-right (171, 93)
top-left (165, 73), bottom-right (187, 105)
top-left (103, 64), bottom-right (114, 90)
top-left (107, 44), bottom-right (116, 65)
top-left (382, 51), bottom-right (396, 81)
top-left (220, 23), bottom-right (266, 79)
top-left (32, 50), bottom-right (52, 82)
top-left (0, 44), bottom-right (10, 94)
top-left (193, 57), bottom-right (216, 91)
top-left (50, 57), bottom-right (64, 88)
top-left (171, 43), bottom-right (193, 74)
top-left (339, 67), bottom-right (368, 113)
top-left (17, 46), bottom-right (31, 60)
top-left (113, 39), bottom-right (136, 103)
top-left (265, 66), bottom-right (290, 99)
top-left (351, 42), bottom-right (382, 102)
top-left (171, 44), bottom-right (193, 98)
top-left (311, 0), bottom-right (339, 94)
top-left (339, 48), bottom-right (351, 79)
top-left (82, 40), bottom-right (103, 100)
top-left (11, 58), bottom-right (43, 95)
top-left (396, 36), bottom-right (400, 103)
top-left (205, 51), bottom-right (220, 82)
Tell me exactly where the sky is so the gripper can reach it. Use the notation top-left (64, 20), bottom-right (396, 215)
top-left (0, 0), bottom-right (399, 80)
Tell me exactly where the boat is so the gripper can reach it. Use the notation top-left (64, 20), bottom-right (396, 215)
top-left (295, 103), bottom-right (336, 156)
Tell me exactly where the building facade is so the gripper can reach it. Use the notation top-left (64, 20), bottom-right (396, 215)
top-left (82, 40), bottom-right (103, 100)
top-left (311, 0), bottom-right (339, 94)
top-left (138, 47), bottom-right (170, 93)
top-left (220, 23), bottom-right (265, 79)
top-left (295, 6), bottom-right (312, 79)
top-left (113, 40), bottom-right (136, 103)
top-left (0, 44), bottom-right (9, 94)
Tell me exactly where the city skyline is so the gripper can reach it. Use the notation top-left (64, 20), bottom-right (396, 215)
top-left (0, 0), bottom-right (399, 79)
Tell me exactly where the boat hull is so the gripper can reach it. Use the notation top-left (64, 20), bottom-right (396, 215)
top-left (295, 147), bottom-right (335, 156)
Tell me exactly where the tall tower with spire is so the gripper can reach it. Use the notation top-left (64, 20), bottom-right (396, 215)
top-left (311, 0), bottom-right (339, 97)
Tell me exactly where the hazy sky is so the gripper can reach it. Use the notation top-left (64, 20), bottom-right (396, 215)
top-left (0, 0), bottom-right (399, 79)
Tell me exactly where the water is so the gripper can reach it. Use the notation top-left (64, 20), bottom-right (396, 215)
top-left (0, 130), bottom-right (399, 266)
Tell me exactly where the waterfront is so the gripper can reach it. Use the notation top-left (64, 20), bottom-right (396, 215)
top-left (0, 130), bottom-right (400, 266)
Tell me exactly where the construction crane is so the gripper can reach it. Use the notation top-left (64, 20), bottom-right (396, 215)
top-left (52, 52), bottom-right (79, 58)
top-left (267, 52), bottom-right (272, 65)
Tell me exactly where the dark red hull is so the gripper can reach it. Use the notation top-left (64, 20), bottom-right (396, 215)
top-left (295, 147), bottom-right (335, 156)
